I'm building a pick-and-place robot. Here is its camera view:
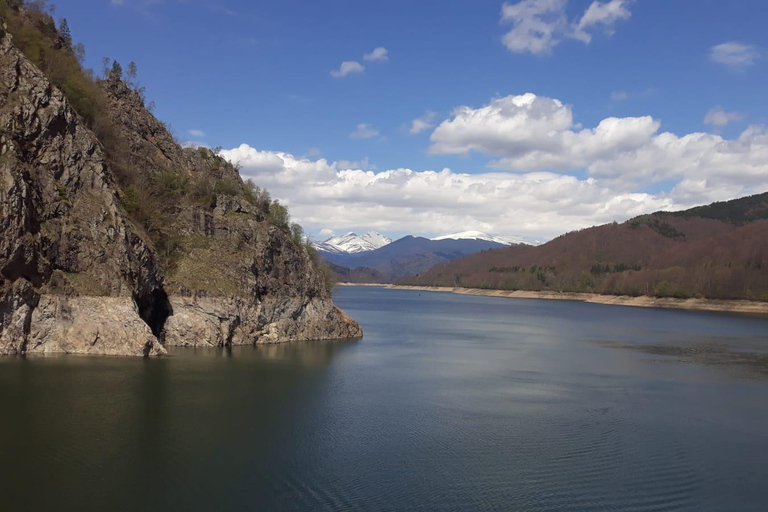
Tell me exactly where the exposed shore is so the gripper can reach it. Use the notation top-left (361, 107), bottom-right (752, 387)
top-left (337, 283), bottom-right (768, 315)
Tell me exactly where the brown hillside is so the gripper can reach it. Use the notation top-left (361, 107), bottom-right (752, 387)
top-left (400, 194), bottom-right (768, 301)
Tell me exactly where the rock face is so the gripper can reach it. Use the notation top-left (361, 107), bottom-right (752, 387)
top-left (0, 27), bottom-right (166, 356)
top-left (0, 17), bottom-right (361, 356)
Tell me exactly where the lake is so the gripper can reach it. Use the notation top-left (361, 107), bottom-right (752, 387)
top-left (2, 286), bottom-right (768, 511)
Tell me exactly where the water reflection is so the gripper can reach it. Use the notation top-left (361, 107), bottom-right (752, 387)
top-left (2, 288), bottom-right (768, 512)
top-left (165, 339), bottom-right (355, 368)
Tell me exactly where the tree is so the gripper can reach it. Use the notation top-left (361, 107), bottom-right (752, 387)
top-left (58, 18), bottom-right (72, 48)
top-left (72, 43), bottom-right (85, 64)
top-left (126, 61), bottom-right (139, 89)
top-left (110, 60), bottom-right (122, 80)
top-left (290, 223), bottom-right (304, 245)
top-left (101, 57), bottom-right (111, 78)
top-left (27, 0), bottom-right (51, 13)
top-left (127, 61), bottom-right (138, 80)
top-left (268, 200), bottom-right (290, 228)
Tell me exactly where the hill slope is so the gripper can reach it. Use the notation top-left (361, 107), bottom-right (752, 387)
top-left (400, 194), bottom-right (768, 301)
top-left (0, 3), bottom-right (360, 356)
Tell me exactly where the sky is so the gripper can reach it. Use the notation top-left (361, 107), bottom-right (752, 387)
top-left (55, 0), bottom-right (768, 241)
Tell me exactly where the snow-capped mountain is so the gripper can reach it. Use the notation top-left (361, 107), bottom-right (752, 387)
top-left (431, 231), bottom-right (538, 246)
top-left (313, 231), bottom-right (393, 254)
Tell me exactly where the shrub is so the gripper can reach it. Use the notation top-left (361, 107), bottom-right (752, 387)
top-left (213, 178), bottom-right (240, 196)
top-left (154, 170), bottom-right (188, 196)
top-left (268, 200), bottom-right (290, 228)
top-left (122, 185), bottom-right (141, 213)
top-left (290, 222), bottom-right (304, 245)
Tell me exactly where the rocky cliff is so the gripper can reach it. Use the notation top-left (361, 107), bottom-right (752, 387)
top-left (0, 9), bottom-right (361, 356)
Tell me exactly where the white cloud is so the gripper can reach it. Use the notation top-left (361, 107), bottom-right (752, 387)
top-left (331, 61), bottom-right (364, 78)
top-left (501, 0), bottom-right (633, 55)
top-left (573, 0), bottom-right (632, 43)
top-left (409, 111), bottom-right (439, 134)
top-left (188, 129), bottom-right (206, 138)
top-left (704, 107), bottom-right (745, 127)
top-left (220, 144), bottom-right (677, 240)
top-left (710, 42), bottom-right (759, 69)
top-left (363, 47), bottom-right (389, 62)
top-left (349, 123), bottom-right (379, 140)
top-left (501, 0), bottom-right (567, 55)
top-left (429, 93), bottom-right (768, 202)
top-left (218, 92), bottom-right (768, 241)
top-left (439, 94), bottom-right (768, 201)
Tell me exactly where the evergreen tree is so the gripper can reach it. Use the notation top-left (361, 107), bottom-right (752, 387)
top-left (59, 18), bottom-right (72, 48)
top-left (110, 60), bottom-right (123, 80)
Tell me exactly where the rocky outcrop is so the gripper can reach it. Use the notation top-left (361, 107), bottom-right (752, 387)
top-left (27, 296), bottom-right (165, 356)
top-left (0, 13), bottom-right (361, 356)
top-left (164, 296), bottom-right (361, 347)
top-left (98, 67), bottom-right (362, 349)
top-left (0, 25), bottom-right (167, 356)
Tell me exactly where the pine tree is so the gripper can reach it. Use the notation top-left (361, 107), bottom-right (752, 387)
top-left (111, 60), bottom-right (123, 80)
top-left (59, 18), bottom-right (72, 48)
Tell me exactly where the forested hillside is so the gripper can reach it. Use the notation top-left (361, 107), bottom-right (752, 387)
top-left (400, 193), bottom-right (768, 301)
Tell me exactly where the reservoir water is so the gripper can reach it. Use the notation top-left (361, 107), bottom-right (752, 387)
top-left (2, 286), bottom-right (768, 511)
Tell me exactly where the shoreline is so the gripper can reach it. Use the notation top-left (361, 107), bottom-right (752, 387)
top-left (336, 283), bottom-right (768, 316)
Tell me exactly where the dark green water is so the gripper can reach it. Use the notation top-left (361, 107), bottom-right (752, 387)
top-left (2, 286), bottom-right (768, 511)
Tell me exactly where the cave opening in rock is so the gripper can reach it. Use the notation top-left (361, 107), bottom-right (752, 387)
top-left (135, 289), bottom-right (172, 339)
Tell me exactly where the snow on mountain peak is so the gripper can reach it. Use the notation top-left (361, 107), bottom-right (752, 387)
top-left (313, 231), bottom-right (393, 254)
top-left (431, 231), bottom-right (534, 246)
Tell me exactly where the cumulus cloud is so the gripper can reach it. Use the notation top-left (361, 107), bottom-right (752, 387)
top-left (704, 107), bottom-right (745, 127)
top-left (429, 93), bottom-right (768, 200)
top-left (363, 47), bottom-right (389, 62)
top-left (710, 42), bottom-right (759, 69)
top-left (218, 92), bottom-right (768, 241)
top-left (331, 61), bottom-right (364, 78)
top-left (409, 111), bottom-right (439, 135)
top-left (501, 0), bottom-right (633, 55)
top-left (349, 123), bottom-right (379, 140)
top-left (220, 144), bottom-right (677, 240)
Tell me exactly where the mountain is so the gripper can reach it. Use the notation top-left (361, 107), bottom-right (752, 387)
top-left (0, 5), bottom-right (360, 357)
top-left (324, 236), bottom-right (513, 282)
top-left (400, 193), bottom-right (768, 301)
top-left (431, 231), bottom-right (538, 246)
top-left (313, 231), bottom-right (392, 254)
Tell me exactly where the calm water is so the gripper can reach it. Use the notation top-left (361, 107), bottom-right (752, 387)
top-left (2, 287), bottom-right (768, 511)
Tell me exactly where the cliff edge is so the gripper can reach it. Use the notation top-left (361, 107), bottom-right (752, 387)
top-left (0, 8), bottom-right (361, 356)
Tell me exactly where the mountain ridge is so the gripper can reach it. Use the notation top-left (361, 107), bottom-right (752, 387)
top-left (313, 231), bottom-right (392, 254)
top-left (399, 193), bottom-right (768, 301)
top-left (322, 235), bottom-right (514, 282)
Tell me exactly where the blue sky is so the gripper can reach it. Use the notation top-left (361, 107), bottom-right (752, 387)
top-left (55, 1), bottom-right (768, 240)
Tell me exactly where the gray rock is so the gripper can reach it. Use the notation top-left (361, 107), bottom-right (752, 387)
top-left (0, 17), bottom-right (361, 357)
